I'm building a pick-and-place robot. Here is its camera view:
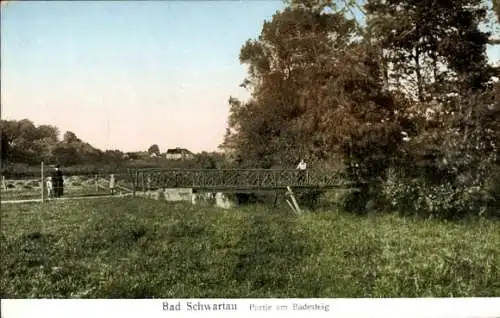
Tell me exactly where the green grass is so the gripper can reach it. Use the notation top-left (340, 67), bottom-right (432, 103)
top-left (1, 198), bottom-right (499, 298)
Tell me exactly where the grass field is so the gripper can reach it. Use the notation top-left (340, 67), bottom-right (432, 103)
top-left (1, 198), bottom-right (499, 298)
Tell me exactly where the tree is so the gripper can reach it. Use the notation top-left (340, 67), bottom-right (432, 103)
top-left (63, 131), bottom-right (80, 144)
top-left (195, 151), bottom-right (229, 169)
top-left (365, 0), bottom-right (496, 173)
top-left (52, 145), bottom-right (79, 166)
top-left (148, 144), bottom-right (160, 157)
top-left (220, 2), bottom-right (411, 214)
top-left (494, 0), bottom-right (500, 21)
top-left (126, 152), bottom-right (140, 160)
top-left (37, 125), bottom-right (59, 143)
top-left (221, 5), bottom-right (363, 167)
top-left (363, 0), bottom-right (500, 217)
top-left (0, 119), bottom-right (120, 167)
top-left (366, 0), bottom-right (493, 101)
top-left (1, 131), bottom-right (9, 165)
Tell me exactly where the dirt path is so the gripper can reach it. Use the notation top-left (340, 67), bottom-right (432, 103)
top-left (1, 193), bottom-right (133, 205)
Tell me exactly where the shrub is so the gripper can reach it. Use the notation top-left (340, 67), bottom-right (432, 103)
top-left (297, 189), bottom-right (325, 211)
top-left (382, 168), bottom-right (493, 219)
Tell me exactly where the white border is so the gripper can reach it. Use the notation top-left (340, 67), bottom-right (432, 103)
top-left (2, 298), bottom-right (500, 318)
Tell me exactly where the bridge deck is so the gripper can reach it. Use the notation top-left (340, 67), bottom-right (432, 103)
top-left (129, 168), bottom-right (354, 192)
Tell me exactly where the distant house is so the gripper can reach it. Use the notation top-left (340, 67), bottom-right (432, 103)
top-left (165, 147), bottom-right (194, 160)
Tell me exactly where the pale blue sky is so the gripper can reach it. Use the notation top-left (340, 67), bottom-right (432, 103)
top-left (1, 1), bottom-right (499, 153)
top-left (1, 0), bottom-right (285, 152)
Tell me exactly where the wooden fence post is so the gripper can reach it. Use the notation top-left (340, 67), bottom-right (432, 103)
top-left (141, 173), bottom-right (145, 192)
top-left (41, 161), bottom-right (44, 203)
top-left (133, 170), bottom-right (138, 197)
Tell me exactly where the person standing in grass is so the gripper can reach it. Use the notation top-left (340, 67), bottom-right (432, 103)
top-left (46, 177), bottom-right (53, 198)
top-left (51, 165), bottom-right (64, 198)
top-left (109, 174), bottom-right (115, 195)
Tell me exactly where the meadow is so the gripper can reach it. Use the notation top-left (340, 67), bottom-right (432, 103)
top-left (1, 197), bottom-right (499, 298)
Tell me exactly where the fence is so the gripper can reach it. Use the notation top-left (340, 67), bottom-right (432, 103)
top-left (1, 162), bottom-right (132, 202)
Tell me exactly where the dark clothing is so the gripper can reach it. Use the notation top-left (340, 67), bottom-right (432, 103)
top-left (51, 169), bottom-right (64, 197)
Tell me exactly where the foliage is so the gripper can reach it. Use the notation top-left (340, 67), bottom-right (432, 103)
top-left (194, 151), bottom-right (229, 169)
top-left (221, 6), bottom-right (362, 167)
top-left (1, 131), bottom-right (9, 164)
top-left (366, 0), bottom-right (493, 99)
top-left (221, 0), bottom-right (500, 218)
top-left (147, 144), bottom-right (161, 157)
top-left (494, 0), bottom-right (500, 22)
top-left (0, 119), bottom-right (191, 170)
top-left (0, 119), bottom-right (112, 166)
top-left (382, 168), bottom-right (499, 219)
top-left (1, 199), bottom-right (499, 297)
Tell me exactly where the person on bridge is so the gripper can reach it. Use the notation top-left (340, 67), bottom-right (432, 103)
top-left (296, 159), bottom-right (307, 184)
top-left (51, 165), bottom-right (64, 198)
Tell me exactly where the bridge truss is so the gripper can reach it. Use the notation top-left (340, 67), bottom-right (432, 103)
top-left (129, 168), bottom-right (355, 193)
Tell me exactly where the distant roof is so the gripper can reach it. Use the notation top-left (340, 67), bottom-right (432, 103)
top-left (166, 147), bottom-right (192, 154)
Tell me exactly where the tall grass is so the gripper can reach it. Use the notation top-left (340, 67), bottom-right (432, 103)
top-left (1, 198), bottom-right (498, 298)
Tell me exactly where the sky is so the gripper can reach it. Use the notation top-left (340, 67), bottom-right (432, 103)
top-left (1, 0), bottom-right (285, 153)
top-left (1, 1), bottom-right (499, 154)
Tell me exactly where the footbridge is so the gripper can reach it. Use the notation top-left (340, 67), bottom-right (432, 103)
top-left (128, 168), bottom-right (356, 193)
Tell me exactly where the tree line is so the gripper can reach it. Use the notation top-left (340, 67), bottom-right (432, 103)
top-left (0, 119), bottom-right (130, 166)
top-left (0, 119), bottom-right (228, 175)
top-left (221, 0), bottom-right (500, 218)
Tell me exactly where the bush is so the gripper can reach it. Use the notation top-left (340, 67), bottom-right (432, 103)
top-left (297, 189), bottom-right (325, 211)
top-left (382, 168), bottom-right (493, 219)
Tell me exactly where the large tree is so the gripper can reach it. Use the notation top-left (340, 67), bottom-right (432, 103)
top-left (363, 0), bottom-right (500, 216)
top-left (221, 2), bottom-right (410, 214)
top-left (365, 0), bottom-right (494, 101)
top-left (222, 5), bottom-right (369, 167)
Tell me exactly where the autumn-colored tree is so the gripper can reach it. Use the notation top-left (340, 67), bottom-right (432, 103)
top-left (222, 0), bottom-right (499, 217)
top-left (222, 6), bottom-right (357, 167)
top-left (221, 5), bottom-right (389, 168)
top-left (221, 2), bottom-right (411, 212)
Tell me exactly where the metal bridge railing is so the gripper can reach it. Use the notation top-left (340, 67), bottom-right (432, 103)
top-left (128, 168), bottom-right (356, 193)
